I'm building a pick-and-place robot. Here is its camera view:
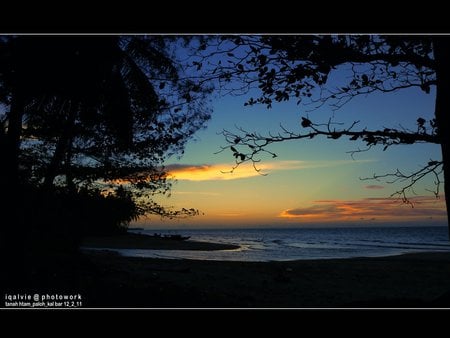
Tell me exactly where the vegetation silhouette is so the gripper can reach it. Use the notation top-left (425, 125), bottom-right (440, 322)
top-left (0, 36), bottom-right (211, 289)
top-left (1, 34), bottom-right (448, 308)
top-left (195, 35), bottom-right (450, 237)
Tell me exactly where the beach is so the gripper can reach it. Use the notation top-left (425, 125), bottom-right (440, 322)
top-left (74, 233), bottom-right (450, 308)
top-left (83, 233), bottom-right (239, 251)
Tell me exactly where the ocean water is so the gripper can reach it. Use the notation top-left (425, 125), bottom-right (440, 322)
top-left (119, 226), bottom-right (450, 262)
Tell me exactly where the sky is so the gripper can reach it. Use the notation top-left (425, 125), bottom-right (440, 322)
top-left (137, 43), bottom-right (447, 229)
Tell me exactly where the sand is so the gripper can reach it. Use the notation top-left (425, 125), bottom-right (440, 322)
top-left (82, 233), bottom-right (239, 251)
top-left (76, 234), bottom-right (450, 308)
top-left (2, 233), bottom-right (449, 308)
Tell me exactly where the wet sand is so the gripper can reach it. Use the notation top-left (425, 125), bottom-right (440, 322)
top-left (78, 234), bottom-right (450, 308)
top-left (82, 233), bottom-right (239, 251)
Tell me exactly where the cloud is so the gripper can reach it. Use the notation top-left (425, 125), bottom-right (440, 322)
top-left (282, 204), bottom-right (341, 216)
top-left (165, 163), bottom-right (257, 181)
top-left (280, 196), bottom-right (447, 221)
top-left (364, 185), bottom-right (384, 190)
top-left (165, 159), bottom-right (374, 181)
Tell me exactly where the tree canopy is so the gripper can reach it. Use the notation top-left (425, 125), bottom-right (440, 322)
top-left (193, 35), bottom-right (449, 236)
top-left (0, 36), bottom-right (212, 249)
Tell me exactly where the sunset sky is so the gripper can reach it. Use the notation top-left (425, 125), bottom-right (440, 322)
top-left (140, 53), bottom-right (447, 229)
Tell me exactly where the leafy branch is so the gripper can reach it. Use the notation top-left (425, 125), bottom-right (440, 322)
top-left (217, 116), bottom-right (441, 203)
top-left (217, 117), bottom-right (439, 172)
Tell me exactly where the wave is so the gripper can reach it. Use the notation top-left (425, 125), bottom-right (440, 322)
top-left (338, 242), bottom-right (450, 251)
top-left (396, 241), bottom-right (450, 247)
top-left (128, 226), bottom-right (450, 261)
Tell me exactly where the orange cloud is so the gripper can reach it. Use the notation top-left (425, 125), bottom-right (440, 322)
top-left (166, 160), bottom-right (373, 181)
top-left (364, 185), bottom-right (384, 190)
top-left (280, 196), bottom-right (447, 221)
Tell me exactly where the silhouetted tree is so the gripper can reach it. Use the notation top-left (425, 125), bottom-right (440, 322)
top-left (0, 36), bottom-right (210, 219)
top-left (0, 35), bottom-right (210, 285)
top-left (196, 35), bottom-right (449, 236)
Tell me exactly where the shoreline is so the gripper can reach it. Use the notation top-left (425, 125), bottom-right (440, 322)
top-left (82, 232), bottom-right (450, 262)
top-left (13, 232), bottom-right (449, 307)
top-left (83, 246), bottom-right (450, 263)
top-left (86, 247), bottom-right (450, 262)
top-left (82, 232), bottom-right (240, 251)
top-left (79, 250), bottom-right (450, 307)
top-left (2, 243), bottom-right (449, 308)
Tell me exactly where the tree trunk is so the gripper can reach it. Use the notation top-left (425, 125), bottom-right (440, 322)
top-left (433, 37), bottom-right (450, 239)
top-left (2, 92), bottom-right (24, 246)
top-left (0, 93), bottom-right (26, 287)
top-left (43, 102), bottom-right (77, 191)
top-left (65, 142), bottom-right (75, 191)
top-left (4, 93), bottom-right (25, 189)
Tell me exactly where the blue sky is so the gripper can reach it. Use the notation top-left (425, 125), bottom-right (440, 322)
top-left (139, 41), bottom-right (446, 229)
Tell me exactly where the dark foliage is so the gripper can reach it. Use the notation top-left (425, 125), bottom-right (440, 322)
top-left (0, 35), bottom-right (211, 280)
top-left (195, 35), bottom-right (450, 237)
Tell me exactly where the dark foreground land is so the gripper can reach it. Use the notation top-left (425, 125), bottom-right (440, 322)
top-left (2, 234), bottom-right (450, 308)
top-left (82, 251), bottom-right (450, 308)
top-left (82, 233), bottom-right (239, 251)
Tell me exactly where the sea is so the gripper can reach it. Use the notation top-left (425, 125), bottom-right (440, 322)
top-left (110, 226), bottom-right (450, 262)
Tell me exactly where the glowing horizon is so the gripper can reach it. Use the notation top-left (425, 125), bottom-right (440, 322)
top-left (134, 66), bottom-right (445, 229)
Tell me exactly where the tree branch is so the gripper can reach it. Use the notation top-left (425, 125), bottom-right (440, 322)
top-left (361, 160), bottom-right (443, 205)
top-left (217, 117), bottom-right (439, 173)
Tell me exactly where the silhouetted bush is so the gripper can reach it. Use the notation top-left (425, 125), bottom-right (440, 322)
top-left (0, 184), bottom-right (138, 255)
